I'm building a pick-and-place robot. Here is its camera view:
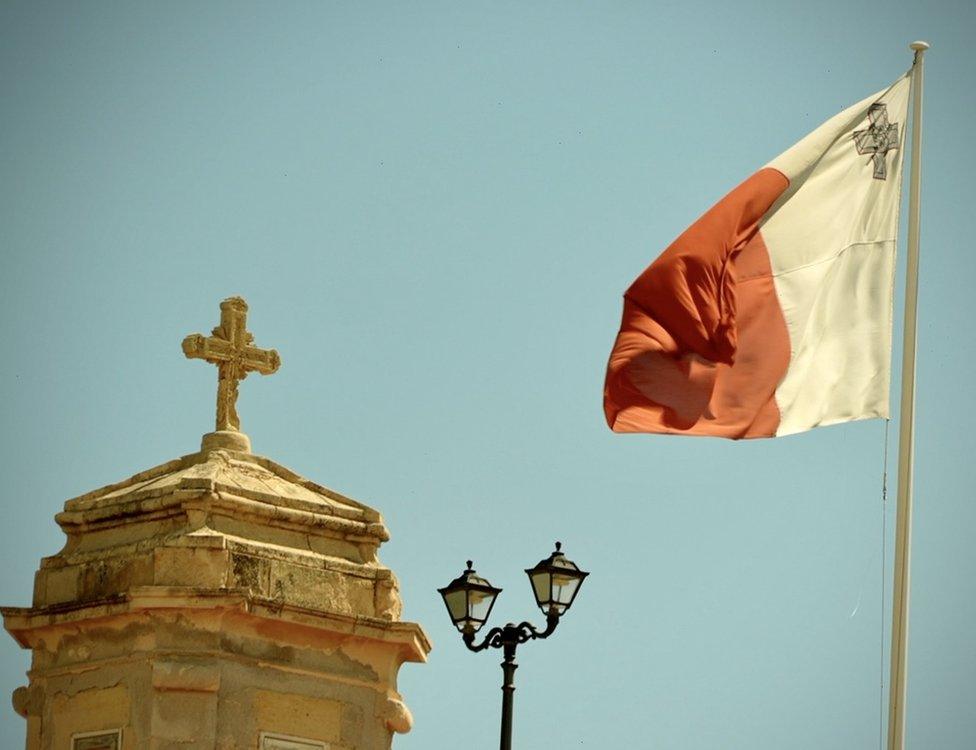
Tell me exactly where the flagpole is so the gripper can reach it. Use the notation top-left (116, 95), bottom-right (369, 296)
top-left (886, 39), bottom-right (928, 750)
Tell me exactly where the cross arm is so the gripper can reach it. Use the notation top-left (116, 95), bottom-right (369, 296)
top-left (241, 346), bottom-right (281, 375)
top-left (182, 334), bottom-right (236, 364)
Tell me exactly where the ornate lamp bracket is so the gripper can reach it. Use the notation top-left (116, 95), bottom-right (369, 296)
top-left (462, 610), bottom-right (560, 656)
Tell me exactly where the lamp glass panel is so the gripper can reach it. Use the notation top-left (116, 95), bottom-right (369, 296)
top-left (443, 589), bottom-right (468, 623)
top-left (551, 573), bottom-right (581, 607)
top-left (529, 571), bottom-right (551, 607)
top-left (467, 588), bottom-right (496, 623)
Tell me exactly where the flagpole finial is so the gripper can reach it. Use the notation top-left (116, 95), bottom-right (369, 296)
top-left (910, 41), bottom-right (930, 52)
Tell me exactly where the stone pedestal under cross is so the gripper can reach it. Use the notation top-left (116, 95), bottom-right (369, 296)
top-left (182, 296), bottom-right (280, 452)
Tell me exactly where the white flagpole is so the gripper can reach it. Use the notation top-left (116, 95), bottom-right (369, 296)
top-left (886, 39), bottom-right (928, 750)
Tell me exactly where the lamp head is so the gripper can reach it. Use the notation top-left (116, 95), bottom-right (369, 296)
top-left (438, 561), bottom-right (502, 634)
top-left (525, 542), bottom-right (589, 617)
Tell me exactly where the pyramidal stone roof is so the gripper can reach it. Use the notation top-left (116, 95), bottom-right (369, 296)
top-left (36, 435), bottom-right (401, 620)
top-left (59, 444), bottom-right (389, 547)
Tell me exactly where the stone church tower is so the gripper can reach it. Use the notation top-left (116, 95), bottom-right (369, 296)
top-left (2, 297), bottom-right (430, 749)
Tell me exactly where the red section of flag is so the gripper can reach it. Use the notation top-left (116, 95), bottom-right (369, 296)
top-left (604, 168), bottom-right (792, 439)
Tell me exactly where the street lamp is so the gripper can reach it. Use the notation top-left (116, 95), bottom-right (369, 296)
top-left (438, 542), bottom-right (589, 750)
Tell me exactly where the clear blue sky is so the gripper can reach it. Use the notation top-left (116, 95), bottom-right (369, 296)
top-left (1, 2), bottom-right (974, 748)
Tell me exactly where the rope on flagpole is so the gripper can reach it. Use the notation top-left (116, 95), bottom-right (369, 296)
top-left (879, 417), bottom-right (890, 750)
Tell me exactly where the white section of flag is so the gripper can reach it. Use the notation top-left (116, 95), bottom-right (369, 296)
top-left (762, 74), bottom-right (912, 436)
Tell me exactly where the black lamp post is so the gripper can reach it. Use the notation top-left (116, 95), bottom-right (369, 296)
top-left (438, 542), bottom-right (589, 750)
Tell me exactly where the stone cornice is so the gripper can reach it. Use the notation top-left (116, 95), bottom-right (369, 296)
top-left (2, 586), bottom-right (431, 663)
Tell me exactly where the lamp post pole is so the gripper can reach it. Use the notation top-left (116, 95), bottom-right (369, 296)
top-left (500, 642), bottom-right (515, 750)
top-left (462, 614), bottom-right (559, 750)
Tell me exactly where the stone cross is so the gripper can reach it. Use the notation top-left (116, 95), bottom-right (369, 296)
top-left (853, 102), bottom-right (899, 180)
top-left (182, 297), bottom-right (281, 433)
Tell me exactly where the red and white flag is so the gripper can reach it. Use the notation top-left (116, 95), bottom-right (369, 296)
top-left (604, 74), bottom-right (912, 439)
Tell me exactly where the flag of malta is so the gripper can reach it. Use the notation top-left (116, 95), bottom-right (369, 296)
top-left (604, 74), bottom-right (912, 439)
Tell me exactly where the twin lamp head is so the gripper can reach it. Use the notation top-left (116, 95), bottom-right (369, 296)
top-left (438, 542), bottom-right (589, 634)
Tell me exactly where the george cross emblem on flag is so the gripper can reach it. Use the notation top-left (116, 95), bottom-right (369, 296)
top-left (853, 102), bottom-right (900, 180)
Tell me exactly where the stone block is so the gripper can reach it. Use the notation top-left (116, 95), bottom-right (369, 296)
top-left (151, 660), bottom-right (221, 693)
top-left (40, 566), bottom-right (79, 606)
top-left (76, 554), bottom-right (153, 601)
top-left (151, 690), bottom-right (217, 743)
top-left (270, 560), bottom-right (375, 617)
top-left (230, 553), bottom-right (271, 595)
top-left (306, 533), bottom-right (367, 563)
top-left (254, 690), bottom-right (342, 744)
top-left (153, 547), bottom-right (230, 588)
top-left (51, 685), bottom-right (130, 748)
